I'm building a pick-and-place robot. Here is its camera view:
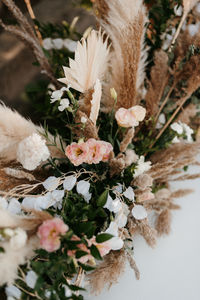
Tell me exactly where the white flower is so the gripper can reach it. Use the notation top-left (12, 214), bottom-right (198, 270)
top-left (132, 205), bottom-right (147, 220)
top-left (105, 222), bottom-right (124, 250)
top-left (17, 133), bottom-right (50, 171)
top-left (4, 228), bottom-right (15, 238)
top-left (115, 203), bottom-right (129, 228)
top-left (43, 38), bottom-right (53, 50)
top-left (170, 122), bottom-right (183, 134)
top-left (6, 285), bottom-right (21, 299)
top-left (10, 228), bottom-right (27, 249)
top-left (134, 156), bottom-right (151, 178)
top-left (63, 285), bottom-right (72, 297)
top-left (76, 180), bottom-right (91, 201)
top-left (156, 113), bottom-right (166, 129)
top-left (182, 123), bottom-right (194, 143)
top-left (52, 38), bottom-right (63, 49)
top-left (7, 198), bottom-right (21, 215)
top-left (81, 116), bottom-right (87, 124)
top-left (113, 183), bottom-right (123, 194)
top-left (52, 190), bottom-right (65, 209)
top-left (63, 39), bottom-right (78, 52)
top-left (174, 4), bottom-right (182, 16)
top-left (25, 270), bottom-right (38, 289)
top-left (104, 194), bottom-right (122, 213)
top-left (188, 23), bottom-right (200, 37)
top-left (172, 136), bottom-right (180, 144)
top-left (58, 98), bottom-right (70, 111)
top-left (50, 89), bottom-right (64, 103)
top-left (0, 196), bottom-right (8, 210)
top-left (123, 187), bottom-right (135, 201)
top-left (43, 176), bottom-right (60, 191)
top-left (63, 175), bottom-right (77, 191)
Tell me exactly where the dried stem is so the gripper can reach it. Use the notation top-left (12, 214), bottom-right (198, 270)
top-left (24, 0), bottom-right (43, 45)
top-left (155, 83), bottom-right (175, 123)
top-left (169, 12), bottom-right (187, 52)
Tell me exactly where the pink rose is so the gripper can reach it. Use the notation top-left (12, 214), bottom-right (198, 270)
top-left (100, 141), bottom-right (113, 162)
top-left (37, 218), bottom-right (68, 252)
top-left (115, 108), bottom-right (138, 128)
top-left (129, 105), bottom-right (146, 122)
top-left (65, 142), bottom-right (89, 166)
top-left (115, 105), bottom-right (146, 128)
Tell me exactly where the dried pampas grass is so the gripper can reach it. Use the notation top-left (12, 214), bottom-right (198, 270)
top-left (0, 104), bottom-right (65, 165)
top-left (88, 250), bottom-right (126, 295)
top-left (99, 0), bottom-right (148, 111)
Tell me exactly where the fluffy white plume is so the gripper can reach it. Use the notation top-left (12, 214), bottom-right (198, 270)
top-left (99, 0), bottom-right (148, 110)
top-left (89, 79), bottom-right (102, 125)
top-left (58, 30), bottom-right (110, 93)
top-left (0, 104), bottom-right (65, 164)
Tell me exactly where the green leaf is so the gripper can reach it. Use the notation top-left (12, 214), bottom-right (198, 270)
top-left (97, 190), bottom-right (109, 207)
top-left (78, 262), bottom-right (95, 271)
top-left (90, 244), bottom-right (102, 260)
top-left (96, 233), bottom-right (113, 243)
top-left (75, 250), bottom-right (89, 259)
top-left (0, 247), bottom-right (4, 253)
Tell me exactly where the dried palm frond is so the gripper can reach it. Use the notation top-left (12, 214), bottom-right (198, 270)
top-left (88, 250), bottom-right (126, 295)
top-left (99, 0), bottom-right (148, 111)
top-left (89, 79), bottom-right (102, 125)
top-left (145, 50), bottom-right (169, 116)
top-left (59, 30), bottom-right (110, 93)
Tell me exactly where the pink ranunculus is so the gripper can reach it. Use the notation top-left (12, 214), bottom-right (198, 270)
top-left (100, 141), bottom-right (113, 162)
top-left (67, 235), bottom-right (93, 264)
top-left (65, 142), bottom-right (89, 166)
top-left (37, 218), bottom-right (68, 252)
top-left (129, 105), bottom-right (146, 122)
top-left (86, 139), bottom-right (104, 164)
top-left (88, 237), bottom-right (112, 257)
top-left (115, 108), bottom-right (138, 128)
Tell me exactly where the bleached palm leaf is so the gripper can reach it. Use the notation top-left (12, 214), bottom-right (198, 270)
top-left (58, 30), bottom-right (110, 93)
top-left (89, 79), bottom-right (102, 125)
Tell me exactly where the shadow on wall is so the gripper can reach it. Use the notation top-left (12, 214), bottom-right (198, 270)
top-left (0, 0), bottom-right (95, 116)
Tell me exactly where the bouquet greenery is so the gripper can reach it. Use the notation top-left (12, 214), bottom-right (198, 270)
top-left (0, 0), bottom-right (200, 299)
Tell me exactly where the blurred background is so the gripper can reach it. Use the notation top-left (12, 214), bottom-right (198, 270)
top-left (0, 0), bottom-right (95, 115)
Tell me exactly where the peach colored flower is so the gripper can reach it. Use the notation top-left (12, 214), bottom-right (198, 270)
top-left (37, 218), bottom-right (68, 252)
top-left (88, 237), bottom-right (112, 257)
top-left (86, 139), bottom-right (104, 164)
top-left (115, 108), bottom-right (138, 128)
top-left (100, 141), bottom-right (113, 162)
top-left (67, 235), bottom-right (93, 264)
top-left (129, 105), bottom-right (146, 122)
top-left (65, 142), bottom-right (89, 166)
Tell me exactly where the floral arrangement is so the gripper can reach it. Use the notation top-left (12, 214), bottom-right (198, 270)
top-left (0, 0), bottom-right (200, 299)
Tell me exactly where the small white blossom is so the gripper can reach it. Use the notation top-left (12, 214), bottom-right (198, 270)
top-left (132, 205), bottom-right (147, 220)
top-left (25, 270), bottom-right (38, 289)
top-left (123, 187), bottom-right (135, 201)
top-left (182, 123), bottom-right (194, 143)
top-left (81, 116), bottom-right (87, 124)
top-left (134, 156), bottom-right (151, 178)
top-left (43, 38), bottom-right (53, 50)
top-left (58, 98), bottom-right (70, 111)
top-left (188, 23), bottom-right (200, 37)
top-left (113, 183), bottom-right (123, 194)
top-left (63, 175), bottom-right (77, 191)
top-left (10, 228), bottom-right (27, 249)
top-left (17, 133), bottom-right (50, 171)
top-left (63, 285), bottom-right (72, 297)
top-left (52, 38), bottom-right (63, 49)
top-left (50, 90), bottom-right (64, 103)
top-left (63, 39), bottom-right (78, 52)
top-left (6, 285), bottom-right (21, 299)
top-left (43, 176), bottom-right (60, 191)
top-left (174, 4), bottom-right (182, 16)
top-left (156, 113), bottom-right (166, 129)
top-left (104, 194), bottom-right (122, 213)
top-left (76, 180), bottom-right (90, 199)
top-left (170, 122), bottom-right (183, 134)
top-left (4, 228), bottom-right (15, 238)
top-left (7, 198), bottom-right (21, 215)
top-left (172, 136), bottom-right (180, 144)
top-left (115, 203), bottom-right (129, 228)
